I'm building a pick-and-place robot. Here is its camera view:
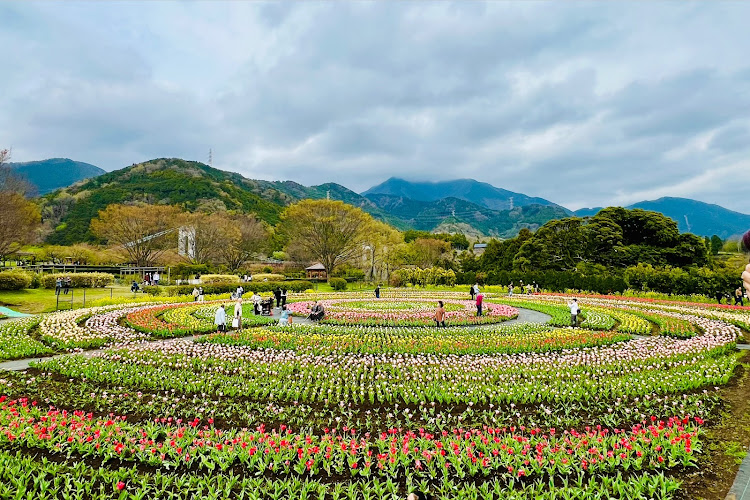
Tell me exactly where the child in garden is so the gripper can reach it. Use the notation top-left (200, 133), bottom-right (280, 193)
top-left (434, 301), bottom-right (446, 327)
top-left (279, 304), bottom-right (292, 326)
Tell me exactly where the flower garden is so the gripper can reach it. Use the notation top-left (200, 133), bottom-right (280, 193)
top-left (0, 291), bottom-right (748, 498)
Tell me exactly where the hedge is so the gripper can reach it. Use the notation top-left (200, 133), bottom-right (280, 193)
top-left (199, 274), bottom-right (239, 284)
top-left (328, 277), bottom-right (347, 291)
top-left (251, 273), bottom-right (286, 282)
top-left (0, 270), bottom-right (33, 290)
top-left (143, 280), bottom-right (314, 297)
top-left (41, 273), bottom-right (114, 289)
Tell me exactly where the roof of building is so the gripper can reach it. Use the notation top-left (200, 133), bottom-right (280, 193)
top-left (473, 243), bottom-right (487, 249)
top-left (306, 263), bottom-right (326, 271)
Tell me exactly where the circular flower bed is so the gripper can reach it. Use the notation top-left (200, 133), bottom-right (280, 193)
top-left (287, 298), bottom-right (518, 326)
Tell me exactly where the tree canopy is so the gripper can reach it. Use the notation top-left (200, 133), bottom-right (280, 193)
top-left (277, 199), bottom-right (377, 275)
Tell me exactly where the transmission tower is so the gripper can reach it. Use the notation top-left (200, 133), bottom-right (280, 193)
top-left (208, 148), bottom-right (213, 167)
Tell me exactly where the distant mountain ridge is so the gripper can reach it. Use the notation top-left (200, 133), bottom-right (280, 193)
top-left (26, 156), bottom-right (750, 241)
top-left (9, 158), bottom-right (105, 195)
top-left (575, 197), bottom-right (750, 239)
top-left (362, 177), bottom-right (568, 212)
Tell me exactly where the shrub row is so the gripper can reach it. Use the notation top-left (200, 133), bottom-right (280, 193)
top-left (199, 274), bottom-right (239, 284)
top-left (0, 270), bottom-right (33, 290)
top-left (143, 281), bottom-right (314, 296)
top-left (250, 273), bottom-right (286, 282)
top-left (41, 273), bottom-right (114, 289)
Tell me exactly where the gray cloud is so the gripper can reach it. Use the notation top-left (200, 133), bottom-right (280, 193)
top-left (1, 1), bottom-right (749, 213)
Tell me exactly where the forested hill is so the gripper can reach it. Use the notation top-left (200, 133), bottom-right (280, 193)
top-left (43, 159), bottom-right (291, 244)
top-left (10, 158), bottom-right (105, 195)
top-left (574, 197), bottom-right (750, 238)
top-left (362, 177), bottom-right (566, 211)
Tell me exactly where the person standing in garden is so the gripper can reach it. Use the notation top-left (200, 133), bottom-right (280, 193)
top-left (735, 286), bottom-right (744, 306)
top-left (281, 288), bottom-right (288, 306)
top-left (274, 287), bottom-right (282, 308)
top-left (214, 304), bottom-right (227, 333)
top-left (469, 285), bottom-right (475, 301)
top-left (434, 300), bottom-right (446, 327)
top-left (153, 271), bottom-right (160, 285)
top-left (475, 292), bottom-right (483, 316)
top-left (569, 298), bottom-right (580, 328)
top-left (375, 285), bottom-right (380, 299)
top-left (252, 291), bottom-right (261, 315)
top-left (55, 277), bottom-right (62, 295)
top-left (192, 287), bottom-right (199, 301)
top-left (743, 260), bottom-right (750, 301)
top-left (198, 286), bottom-right (204, 302)
top-left (233, 298), bottom-right (243, 331)
top-left (508, 282), bottom-right (514, 296)
top-left (473, 283), bottom-right (480, 297)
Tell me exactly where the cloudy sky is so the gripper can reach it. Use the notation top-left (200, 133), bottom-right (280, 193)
top-left (2, 2), bottom-right (749, 212)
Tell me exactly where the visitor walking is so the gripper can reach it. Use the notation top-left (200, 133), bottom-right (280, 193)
top-left (434, 300), bottom-right (446, 327)
top-left (198, 287), bottom-right (204, 302)
top-left (192, 287), bottom-right (199, 301)
top-left (569, 298), bottom-right (580, 328)
top-left (736, 286), bottom-right (744, 306)
top-left (508, 282), bottom-right (514, 297)
top-left (469, 285), bottom-right (475, 301)
top-left (55, 278), bottom-right (62, 296)
top-left (274, 287), bottom-right (282, 308)
top-left (476, 292), bottom-right (483, 317)
top-left (233, 299), bottom-right (243, 330)
top-left (473, 283), bottom-right (480, 297)
top-left (252, 292), bottom-right (261, 315)
top-left (153, 271), bottom-right (160, 285)
top-left (281, 288), bottom-right (287, 306)
top-left (63, 277), bottom-right (71, 294)
top-left (375, 285), bottom-right (381, 299)
top-left (214, 305), bottom-right (227, 333)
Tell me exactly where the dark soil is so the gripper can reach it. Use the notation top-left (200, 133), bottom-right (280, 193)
top-left (676, 353), bottom-right (750, 500)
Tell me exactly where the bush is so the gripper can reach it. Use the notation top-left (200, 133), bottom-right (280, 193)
top-left (251, 273), bottom-right (285, 282)
top-left (329, 277), bottom-right (348, 291)
top-left (41, 272), bottom-right (114, 289)
top-left (200, 274), bottom-right (239, 284)
top-left (0, 270), bottom-right (33, 290)
top-left (143, 280), bottom-right (314, 296)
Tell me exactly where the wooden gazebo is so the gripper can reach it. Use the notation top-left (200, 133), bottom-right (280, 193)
top-left (305, 263), bottom-right (327, 280)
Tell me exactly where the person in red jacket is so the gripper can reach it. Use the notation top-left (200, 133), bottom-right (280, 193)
top-left (476, 292), bottom-right (483, 317)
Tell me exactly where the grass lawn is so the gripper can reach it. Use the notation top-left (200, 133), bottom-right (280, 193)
top-left (0, 285), bottom-right (137, 314)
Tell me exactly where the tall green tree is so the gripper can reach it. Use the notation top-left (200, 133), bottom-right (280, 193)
top-left (277, 199), bottom-right (375, 275)
top-left (710, 235), bottom-right (723, 255)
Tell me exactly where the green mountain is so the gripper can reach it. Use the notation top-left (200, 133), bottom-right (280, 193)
top-left (575, 198), bottom-right (750, 239)
top-left (363, 177), bottom-right (567, 212)
top-left (10, 158), bottom-right (105, 195)
top-left (44, 158), bottom-right (290, 244)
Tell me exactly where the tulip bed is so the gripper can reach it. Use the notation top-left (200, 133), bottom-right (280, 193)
top-left (0, 291), bottom-right (747, 498)
top-left (288, 298), bottom-right (518, 326)
top-left (0, 317), bottom-right (51, 360)
top-left (197, 323), bottom-right (631, 356)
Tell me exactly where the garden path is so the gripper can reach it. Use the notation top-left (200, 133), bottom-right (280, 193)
top-left (0, 307), bottom-right (549, 372)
